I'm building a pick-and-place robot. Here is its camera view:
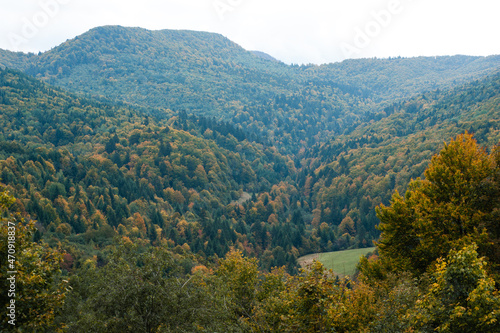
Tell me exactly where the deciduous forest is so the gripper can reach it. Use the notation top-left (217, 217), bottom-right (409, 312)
top-left (0, 26), bottom-right (499, 331)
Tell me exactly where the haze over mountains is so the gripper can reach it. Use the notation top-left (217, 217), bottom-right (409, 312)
top-left (0, 25), bottom-right (500, 270)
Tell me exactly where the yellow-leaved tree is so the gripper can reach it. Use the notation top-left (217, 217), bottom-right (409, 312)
top-left (375, 132), bottom-right (500, 276)
top-left (0, 189), bottom-right (66, 332)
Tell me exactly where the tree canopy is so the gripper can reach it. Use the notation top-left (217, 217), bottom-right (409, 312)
top-left (376, 133), bottom-right (500, 276)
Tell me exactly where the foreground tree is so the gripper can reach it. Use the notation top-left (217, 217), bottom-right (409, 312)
top-left (411, 243), bottom-right (500, 332)
top-left (216, 250), bottom-right (260, 329)
top-left (0, 189), bottom-right (66, 332)
top-left (376, 133), bottom-right (500, 276)
top-left (62, 240), bottom-right (238, 333)
top-left (248, 260), bottom-right (350, 333)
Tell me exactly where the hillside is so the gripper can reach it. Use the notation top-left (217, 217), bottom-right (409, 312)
top-left (0, 68), bottom-right (304, 271)
top-left (10, 26), bottom-right (292, 116)
top-left (1, 26), bottom-right (500, 154)
top-left (250, 50), bottom-right (278, 62)
top-left (0, 26), bottom-right (499, 269)
top-left (312, 55), bottom-right (500, 101)
top-left (0, 66), bottom-right (499, 271)
top-left (1, 25), bottom-right (500, 333)
top-left (301, 70), bottom-right (500, 251)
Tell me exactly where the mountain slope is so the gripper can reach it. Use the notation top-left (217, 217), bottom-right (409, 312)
top-left (311, 55), bottom-right (500, 101)
top-left (23, 26), bottom-right (292, 114)
top-left (0, 68), bottom-right (305, 270)
top-left (251, 51), bottom-right (278, 62)
top-left (1, 26), bottom-right (500, 154)
top-left (0, 26), bottom-right (500, 267)
top-left (301, 71), bottom-right (500, 250)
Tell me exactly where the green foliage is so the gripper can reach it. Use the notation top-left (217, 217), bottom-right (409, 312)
top-left (376, 133), bottom-right (500, 275)
top-left (410, 243), bottom-right (500, 332)
top-left (62, 240), bottom-right (238, 333)
top-left (1, 29), bottom-right (500, 268)
top-left (249, 260), bottom-right (347, 333)
top-left (0, 189), bottom-right (66, 332)
top-left (0, 68), bottom-right (303, 271)
top-left (1, 27), bottom-right (500, 331)
top-left (307, 71), bottom-right (500, 251)
top-left (2, 27), bottom-right (500, 155)
top-left (362, 272), bottom-right (419, 333)
top-left (216, 250), bottom-right (260, 320)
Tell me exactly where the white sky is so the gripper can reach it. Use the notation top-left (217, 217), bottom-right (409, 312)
top-left (0, 0), bottom-right (499, 64)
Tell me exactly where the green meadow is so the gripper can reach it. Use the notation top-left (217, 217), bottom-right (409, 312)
top-left (299, 247), bottom-right (376, 276)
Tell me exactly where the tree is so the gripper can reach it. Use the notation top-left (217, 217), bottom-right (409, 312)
top-left (62, 240), bottom-right (237, 332)
top-left (376, 133), bottom-right (500, 276)
top-left (105, 134), bottom-right (119, 154)
top-left (216, 250), bottom-right (259, 321)
top-left (249, 260), bottom-right (351, 333)
top-left (411, 243), bottom-right (500, 332)
top-left (0, 189), bottom-right (66, 332)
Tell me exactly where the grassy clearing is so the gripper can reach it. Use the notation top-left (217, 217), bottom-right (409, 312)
top-left (298, 247), bottom-right (376, 277)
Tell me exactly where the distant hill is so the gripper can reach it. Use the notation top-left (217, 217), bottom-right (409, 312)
top-left (0, 26), bottom-right (500, 267)
top-left (250, 50), bottom-right (278, 62)
top-left (2, 26), bottom-right (291, 114)
top-left (1, 26), bottom-right (500, 154)
top-left (313, 55), bottom-right (500, 101)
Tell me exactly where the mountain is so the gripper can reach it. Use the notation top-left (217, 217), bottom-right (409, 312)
top-left (1, 25), bottom-right (500, 333)
top-left (5, 26), bottom-right (291, 115)
top-left (250, 50), bottom-right (278, 62)
top-left (0, 68), bottom-right (302, 270)
top-left (1, 26), bottom-right (500, 154)
top-left (0, 25), bottom-right (500, 268)
top-left (312, 55), bottom-right (500, 101)
top-left (300, 70), bottom-right (500, 250)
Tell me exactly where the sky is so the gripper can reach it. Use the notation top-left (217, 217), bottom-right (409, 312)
top-left (1, 0), bottom-right (499, 65)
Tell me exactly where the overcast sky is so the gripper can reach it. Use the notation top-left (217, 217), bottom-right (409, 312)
top-left (1, 0), bottom-right (499, 64)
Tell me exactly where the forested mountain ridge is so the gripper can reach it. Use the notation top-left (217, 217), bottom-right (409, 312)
top-left (0, 26), bottom-right (499, 264)
top-left (311, 55), bottom-right (500, 101)
top-left (2, 132), bottom-right (500, 332)
top-left (0, 68), bottom-right (305, 271)
top-left (1, 26), bottom-right (292, 116)
top-left (1, 25), bottom-right (500, 331)
top-left (1, 26), bottom-right (500, 154)
top-left (1, 63), bottom-right (500, 270)
top-left (300, 70), bottom-right (500, 250)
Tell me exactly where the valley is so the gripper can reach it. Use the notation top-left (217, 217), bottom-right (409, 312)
top-left (1, 25), bottom-right (500, 332)
top-left (1, 26), bottom-right (500, 271)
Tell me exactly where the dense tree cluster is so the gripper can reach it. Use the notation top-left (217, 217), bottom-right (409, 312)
top-left (0, 26), bottom-right (500, 331)
top-left (2, 26), bottom-right (499, 155)
top-left (1, 49), bottom-right (500, 273)
top-left (0, 69), bottom-right (313, 272)
top-left (3, 133), bottom-right (500, 331)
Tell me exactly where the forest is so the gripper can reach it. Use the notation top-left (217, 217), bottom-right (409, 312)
top-left (0, 25), bottom-right (499, 331)
top-left (1, 133), bottom-right (499, 332)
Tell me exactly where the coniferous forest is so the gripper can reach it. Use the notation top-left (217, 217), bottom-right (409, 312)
top-left (0, 26), bottom-right (500, 332)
